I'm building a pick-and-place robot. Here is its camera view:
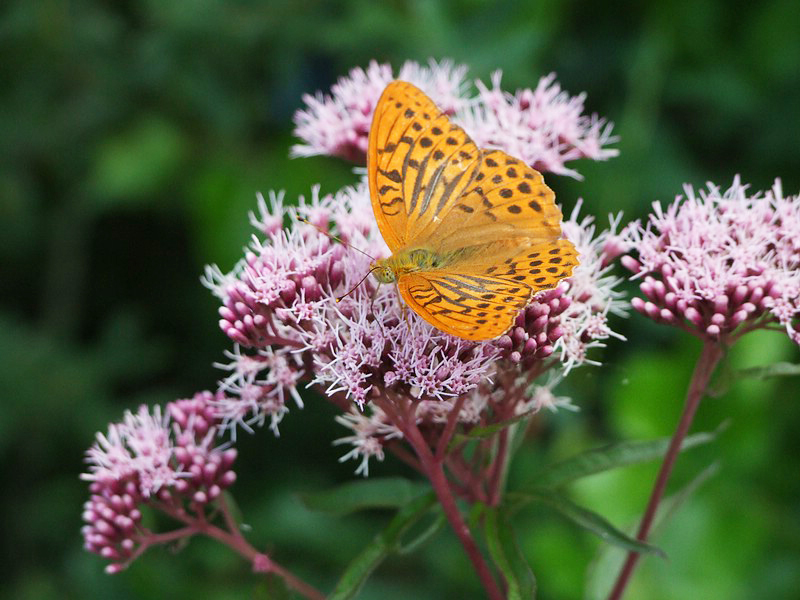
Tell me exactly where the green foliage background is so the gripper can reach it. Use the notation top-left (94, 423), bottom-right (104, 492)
top-left (2, 1), bottom-right (799, 598)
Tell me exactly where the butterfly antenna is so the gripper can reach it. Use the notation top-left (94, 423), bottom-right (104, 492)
top-left (296, 217), bottom-right (376, 261)
top-left (336, 266), bottom-right (381, 303)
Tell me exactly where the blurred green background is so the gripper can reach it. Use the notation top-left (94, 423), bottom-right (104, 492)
top-left (2, 1), bottom-right (799, 598)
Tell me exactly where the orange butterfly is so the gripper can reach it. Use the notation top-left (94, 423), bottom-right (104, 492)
top-left (367, 81), bottom-right (578, 341)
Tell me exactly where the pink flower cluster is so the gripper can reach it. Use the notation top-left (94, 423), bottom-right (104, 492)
top-left (81, 392), bottom-right (237, 573)
top-left (292, 59), bottom-right (618, 179)
top-left (203, 180), bottom-right (625, 473)
top-left (292, 59), bottom-right (469, 163)
top-left (459, 72), bottom-right (619, 179)
top-left (623, 177), bottom-right (800, 344)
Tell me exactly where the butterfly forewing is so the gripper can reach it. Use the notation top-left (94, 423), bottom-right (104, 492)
top-left (368, 81), bottom-right (482, 251)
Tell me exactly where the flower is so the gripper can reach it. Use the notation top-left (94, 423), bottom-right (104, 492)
top-left (333, 407), bottom-right (403, 476)
top-left (204, 62), bottom-right (626, 472)
top-left (622, 177), bottom-right (800, 344)
top-left (556, 202), bottom-right (628, 370)
top-left (82, 405), bottom-right (178, 496)
top-left (205, 178), bottom-right (626, 466)
top-left (291, 59), bottom-right (469, 163)
top-left (292, 60), bottom-right (618, 179)
top-left (81, 393), bottom-right (237, 573)
top-left (457, 71), bottom-right (619, 179)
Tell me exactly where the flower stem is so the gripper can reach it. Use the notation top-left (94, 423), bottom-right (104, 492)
top-left (607, 341), bottom-right (724, 600)
top-left (155, 500), bottom-right (325, 600)
top-left (487, 428), bottom-right (509, 506)
top-left (402, 411), bottom-right (504, 600)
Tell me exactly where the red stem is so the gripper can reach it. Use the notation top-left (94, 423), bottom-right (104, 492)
top-left (607, 341), bottom-right (724, 600)
top-left (386, 440), bottom-right (425, 472)
top-left (436, 395), bottom-right (466, 461)
top-left (401, 406), bottom-right (504, 600)
top-left (487, 428), bottom-right (509, 506)
top-left (142, 501), bottom-right (324, 600)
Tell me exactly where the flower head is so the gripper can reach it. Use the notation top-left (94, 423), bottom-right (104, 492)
top-left (458, 72), bottom-right (619, 179)
top-left (292, 60), bottom-right (618, 179)
top-left (206, 61), bottom-right (626, 472)
top-left (81, 392), bottom-right (236, 573)
top-left (556, 202), bottom-right (628, 370)
top-left (292, 59), bottom-right (469, 163)
top-left (205, 177), bottom-right (626, 471)
top-left (623, 177), bottom-right (800, 344)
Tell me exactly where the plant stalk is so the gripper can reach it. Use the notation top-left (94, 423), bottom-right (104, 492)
top-left (402, 411), bottom-right (504, 600)
top-left (608, 341), bottom-right (724, 600)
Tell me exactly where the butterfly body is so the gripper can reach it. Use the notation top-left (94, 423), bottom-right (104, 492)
top-left (372, 247), bottom-right (471, 284)
top-left (367, 81), bottom-right (578, 341)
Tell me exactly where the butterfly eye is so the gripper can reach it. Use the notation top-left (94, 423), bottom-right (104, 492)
top-left (372, 266), bottom-right (395, 284)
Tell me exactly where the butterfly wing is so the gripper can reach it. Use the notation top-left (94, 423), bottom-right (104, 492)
top-left (423, 149), bottom-right (567, 252)
top-left (369, 81), bottom-right (579, 341)
top-left (397, 272), bottom-right (532, 341)
top-left (368, 81), bottom-right (482, 252)
top-left (397, 239), bottom-right (578, 341)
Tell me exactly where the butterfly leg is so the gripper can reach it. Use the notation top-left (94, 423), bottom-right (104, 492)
top-left (392, 282), bottom-right (412, 330)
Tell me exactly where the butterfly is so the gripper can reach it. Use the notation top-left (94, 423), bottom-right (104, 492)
top-left (367, 81), bottom-right (578, 341)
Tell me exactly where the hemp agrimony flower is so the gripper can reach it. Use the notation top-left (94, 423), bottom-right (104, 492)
top-left (623, 177), bottom-right (800, 345)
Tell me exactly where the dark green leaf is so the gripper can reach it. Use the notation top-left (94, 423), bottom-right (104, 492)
top-left (450, 410), bottom-right (536, 447)
top-left (711, 361), bottom-right (800, 396)
top-left (584, 463), bottom-right (720, 600)
top-left (297, 477), bottom-right (428, 516)
top-left (509, 489), bottom-right (665, 558)
top-left (529, 427), bottom-right (722, 489)
top-left (485, 508), bottom-right (536, 600)
top-left (397, 513), bottom-right (446, 555)
top-left (329, 492), bottom-right (438, 600)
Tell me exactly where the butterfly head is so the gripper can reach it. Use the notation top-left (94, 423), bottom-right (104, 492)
top-left (370, 259), bottom-right (397, 284)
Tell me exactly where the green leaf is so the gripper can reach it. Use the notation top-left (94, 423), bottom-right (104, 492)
top-left (397, 512), bottom-right (446, 555)
top-left (485, 508), bottom-right (536, 600)
top-left (584, 462), bottom-right (720, 600)
top-left (509, 489), bottom-right (665, 558)
top-left (652, 461), bottom-right (720, 535)
top-left (529, 427), bottom-right (722, 489)
top-left (450, 410), bottom-right (536, 447)
top-left (329, 492), bottom-right (438, 600)
top-left (297, 477), bottom-right (429, 516)
top-left (710, 361), bottom-right (800, 396)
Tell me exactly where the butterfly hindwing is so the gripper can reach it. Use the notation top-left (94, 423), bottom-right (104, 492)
top-left (397, 272), bottom-right (533, 341)
top-left (397, 239), bottom-right (578, 341)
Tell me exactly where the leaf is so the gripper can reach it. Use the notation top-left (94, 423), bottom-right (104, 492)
top-left (329, 492), bottom-right (438, 600)
top-left (297, 477), bottom-right (429, 516)
top-left (710, 361), bottom-right (800, 396)
top-left (511, 489), bottom-right (665, 558)
top-left (450, 410), bottom-right (537, 447)
top-left (484, 508), bottom-right (536, 600)
top-left (652, 461), bottom-right (720, 535)
top-left (584, 462), bottom-right (720, 600)
top-left (529, 427), bottom-right (722, 489)
top-left (397, 512), bottom-right (445, 555)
